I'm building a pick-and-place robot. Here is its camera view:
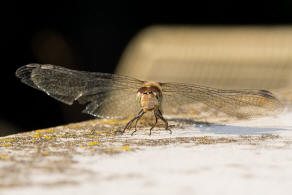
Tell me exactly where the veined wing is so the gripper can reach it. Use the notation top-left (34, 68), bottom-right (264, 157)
top-left (161, 82), bottom-right (283, 119)
top-left (78, 89), bottom-right (141, 118)
top-left (16, 64), bottom-right (144, 118)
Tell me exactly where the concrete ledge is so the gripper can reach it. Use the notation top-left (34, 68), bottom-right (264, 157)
top-left (1, 112), bottom-right (292, 194)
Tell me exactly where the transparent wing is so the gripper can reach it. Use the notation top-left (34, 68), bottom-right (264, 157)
top-left (16, 64), bottom-right (144, 118)
top-left (161, 82), bottom-right (283, 119)
top-left (78, 90), bottom-right (141, 118)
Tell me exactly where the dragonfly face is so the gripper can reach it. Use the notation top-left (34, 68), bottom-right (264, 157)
top-left (137, 82), bottom-right (163, 112)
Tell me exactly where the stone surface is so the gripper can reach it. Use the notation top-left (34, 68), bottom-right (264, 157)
top-left (1, 111), bottom-right (292, 195)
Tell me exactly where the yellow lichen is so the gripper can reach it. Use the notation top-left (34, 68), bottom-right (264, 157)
top-left (120, 146), bottom-right (132, 151)
top-left (0, 155), bottom-right (7, 159)
top-left (111, 146), bottom-right (132, 151)
top-left (42, 151), bottom-right (51, 155)
top-left (0, 138), bottom-right (13, 142)
top-left (198, 137), bottom-right (215, 144)
top-left (32, 134), bottom-right (41, 138)
top-left (3, 143), bottom-right (11, 147)
top-left (189, 109), bottom-right (199, 114)
top-left (99, 119), bottom-right (118, 125)
top-left (43, 136), bottom-right (55, 140)
top-left (36, 128), bottom-right (55, 133)
top-left (88, 142), bottom-right (100, 146)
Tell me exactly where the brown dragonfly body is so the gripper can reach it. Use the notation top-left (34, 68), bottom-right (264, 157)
top-left (124, 82), bottom-right (169, 135)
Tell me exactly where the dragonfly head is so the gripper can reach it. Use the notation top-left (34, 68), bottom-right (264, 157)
top-left (137, 85), bottom-right (162, 100)
top-left (137, 82), bottom-right (163, 111)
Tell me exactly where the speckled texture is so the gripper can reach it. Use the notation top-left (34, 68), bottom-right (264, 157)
top-left (1, 112), bottom-right (292, 194)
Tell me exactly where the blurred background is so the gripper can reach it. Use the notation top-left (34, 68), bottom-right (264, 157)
top-left (2, 1), bottom-right (292, 136)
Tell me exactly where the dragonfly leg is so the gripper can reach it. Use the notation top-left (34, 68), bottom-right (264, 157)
top-left (131, 111), bottom-right (145, 136)
top-left (149, 113), bottom-right (158, 136)
top-left (115, 109), bottom-right (144, 135)
top-left (157, 109), bottom-right (172, 134)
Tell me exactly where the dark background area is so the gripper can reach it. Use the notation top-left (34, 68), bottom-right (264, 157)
top-left (1, 1), bottom-right (292, 135)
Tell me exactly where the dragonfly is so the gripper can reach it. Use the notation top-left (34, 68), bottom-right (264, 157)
top-left (16, 64), bottom-right (283, 135)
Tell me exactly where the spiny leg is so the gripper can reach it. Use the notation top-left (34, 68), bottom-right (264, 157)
top-left (149, 113), bottom-right (158, 136)
top-left (157, 109), bottom-right (172, 134)
top-left (119, 110), bottom-right (144, 134)
top-left (115, 109), bottom-right (144, 134)
top-left (115, 118), bottom-right (136, 134)
top-left (116, 110), bottom-right (143, 134)
top-left (131, 111), bottom-right (145, 136)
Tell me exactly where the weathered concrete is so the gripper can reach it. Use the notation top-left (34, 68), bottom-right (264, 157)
top-left (1, 112), bottom-right (292, 195)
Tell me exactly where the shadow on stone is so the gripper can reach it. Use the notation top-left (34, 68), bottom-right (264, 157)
top-left (168, 117), bottom-right (287, 135)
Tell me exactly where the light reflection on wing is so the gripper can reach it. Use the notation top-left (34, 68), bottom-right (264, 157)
top-left (16, 64), bottom-right (143, 118)
top-left (161, 82), bottom-right (283, 119)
